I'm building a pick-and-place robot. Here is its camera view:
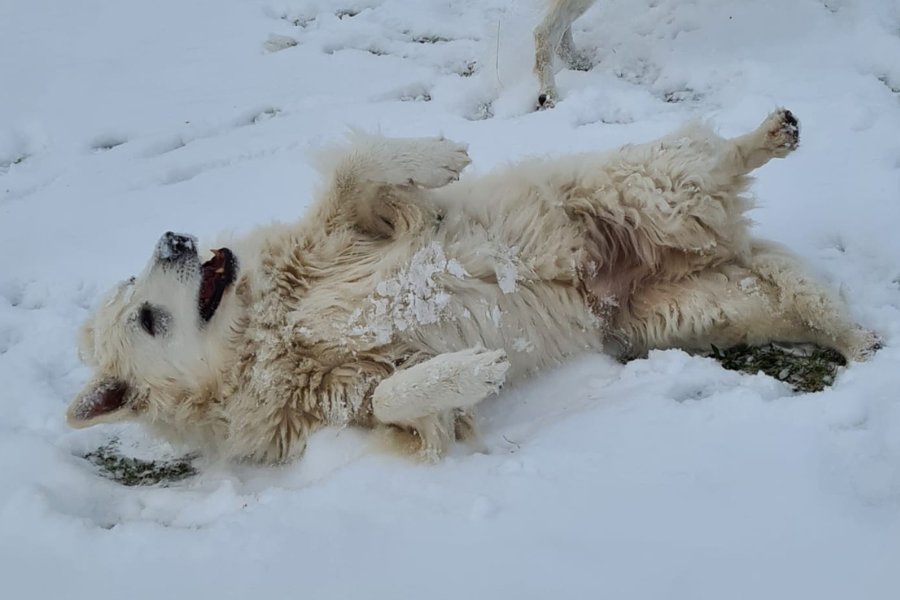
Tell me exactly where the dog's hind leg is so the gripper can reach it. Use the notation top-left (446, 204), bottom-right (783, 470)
top-left (616, 248), bottom-right (881, 363)
top-left (615, 268), bottom-right (794, 359)
top-left (742, 241), bottom-right (882, 362)
top-left (714, 109), bottom-right (800, 177)
top-left (316, 134), bottom-right (471, 237)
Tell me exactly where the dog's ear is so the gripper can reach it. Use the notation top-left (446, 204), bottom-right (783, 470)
top-left (66, 378), bottom-right (132, 428)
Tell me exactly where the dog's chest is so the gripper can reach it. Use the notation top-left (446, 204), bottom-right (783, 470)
top-left (272, 226), bottom-right (603, 379)
top-left (286, 240), bottom-right (466, 351)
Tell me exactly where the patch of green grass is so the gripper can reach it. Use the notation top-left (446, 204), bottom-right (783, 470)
top-left (84, 440), bottom-right (198, 487)
top-left (708, 343), bottom-right (845, 393)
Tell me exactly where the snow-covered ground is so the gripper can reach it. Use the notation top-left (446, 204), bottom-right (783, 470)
top-left (2, 0), bottom-right (900, 597)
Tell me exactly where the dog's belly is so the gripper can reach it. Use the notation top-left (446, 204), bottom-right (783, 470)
top-left (359, 194), bottom-right (606, 381)
top-left (340, 179), bottom-right (609, 381)
top-left (400, 276), bottom-right (605, 382)
top-left (340, 238), bottom-right (605, 381)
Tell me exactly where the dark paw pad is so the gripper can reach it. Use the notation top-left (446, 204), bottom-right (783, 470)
top-left (782, 109), bottom-right (798, 128)
top-left (768, 108), bottom-right (800, 152)
top-left (779, 109), bottom-right (800, 146)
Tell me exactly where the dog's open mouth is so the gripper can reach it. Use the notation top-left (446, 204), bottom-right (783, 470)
top-left (199, 248), bottom-right (237, 322)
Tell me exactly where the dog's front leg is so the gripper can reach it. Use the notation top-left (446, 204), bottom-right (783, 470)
top-left (318, 134), bottom-right (470, 237)
top-left (372, 347), bottom-right (509, 425)
top-left (333, 134), bottom-right (471, 190)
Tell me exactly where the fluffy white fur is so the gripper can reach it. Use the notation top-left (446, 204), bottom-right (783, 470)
top-left (68, 109), bottom-right (880, 464)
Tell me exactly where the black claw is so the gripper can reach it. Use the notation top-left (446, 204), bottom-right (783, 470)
top-left (783, 109), bottom-right (798, 128)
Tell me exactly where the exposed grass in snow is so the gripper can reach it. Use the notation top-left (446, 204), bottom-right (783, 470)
top-left (708, 344), bottom-right (845, 393)
top-left (84, 440), bottom-right (198, 487)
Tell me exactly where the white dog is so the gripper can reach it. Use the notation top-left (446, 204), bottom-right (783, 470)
top-left (534, 0), bottom-right (598, 109)
top-left (67, 109), bottom-right (879, 464)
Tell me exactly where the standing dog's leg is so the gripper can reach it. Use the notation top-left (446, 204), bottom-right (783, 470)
top-left (315, 134), bottom-right (471, 238)
top-left (557, 24), bottom-right (593, 71)
top-left (372, 347), bottom-right (509, 460)
top-left (534, 0), bottom-right (596, 110)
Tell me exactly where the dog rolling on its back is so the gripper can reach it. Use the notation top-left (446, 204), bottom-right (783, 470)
top-left (67, 109), bottom-right (880, 464)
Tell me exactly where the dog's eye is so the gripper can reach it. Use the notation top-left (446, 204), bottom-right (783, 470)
top-left (139, 306), bottom-right (156, 336)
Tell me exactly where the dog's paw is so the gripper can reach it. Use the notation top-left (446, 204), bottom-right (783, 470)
top-left (842, 327), bottom-right (883, 362)
top-left (372, 347), bottom-right (509, 424)
top-left (537, 90), bottom-right (557, 110)
top-left (423, 137), bottom-right (471, 188)
top-left (423, 346), bottom-right (510, 406)
top-left (764, 108), bottom-right (800, 157)
top-left (466, 347), bottom-right (511, 393)
top-left (397, 137), bottom-right (471, 188)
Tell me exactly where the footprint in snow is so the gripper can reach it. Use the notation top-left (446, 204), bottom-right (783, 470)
top-left (372, 83), bottom-right (432, 103)
top-left (0, 153), bottom-right (28, 173)
top-left (263, 34), bottom-right (298, 53)
top-left (143, 107), bottom-right (281, 159)
top-left (89, 134), bottom-right (128, 153)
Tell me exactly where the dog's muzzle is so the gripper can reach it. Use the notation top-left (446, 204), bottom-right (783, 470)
top-left (155, 231), bottom-right (198, 263)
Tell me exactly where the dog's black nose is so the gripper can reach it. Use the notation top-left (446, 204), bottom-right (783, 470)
top-left (155, 231), bottom-right (198, 261)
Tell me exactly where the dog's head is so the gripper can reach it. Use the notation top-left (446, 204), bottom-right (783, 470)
top-left (67, 231), bottom-right (239, 429)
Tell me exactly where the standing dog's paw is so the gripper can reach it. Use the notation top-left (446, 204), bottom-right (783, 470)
top-left (765, 108), bottom-right (800, 157)
top-left (537, 90), bottom-right (557, 110)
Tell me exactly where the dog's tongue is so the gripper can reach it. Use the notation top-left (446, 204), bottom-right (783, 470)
top-left (199, 248), bottom-right (236, 321)
top-left (200, 248), bottom-right (228, 295)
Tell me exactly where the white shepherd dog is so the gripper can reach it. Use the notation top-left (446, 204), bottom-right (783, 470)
top-left (68, 109), bottom-right (880, 463)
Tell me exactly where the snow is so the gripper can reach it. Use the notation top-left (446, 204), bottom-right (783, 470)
top-left (1, 0), bottom-right (900, 597)
top-left (492, 243), bottom-right (520, 294)
top-left (354, 241), bottom-right (463, 343)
